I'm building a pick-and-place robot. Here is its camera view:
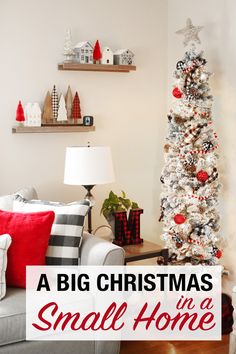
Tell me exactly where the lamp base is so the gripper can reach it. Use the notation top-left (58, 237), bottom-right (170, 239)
top-left (83, 185), bottom-right (95, 234)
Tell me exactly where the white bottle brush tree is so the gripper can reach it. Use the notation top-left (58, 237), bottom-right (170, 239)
top-left (63, 28), bottom-right (75, 62)
top-left (160, 19), bottom-right (222, 265)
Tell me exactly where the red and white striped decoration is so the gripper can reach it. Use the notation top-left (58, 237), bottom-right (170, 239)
top-left (183, 64), bottom-right (196, 74)
top-left (178, 142), bottom-right (219, 158)
top-left (195, 111), bottom-right (211, 119)
top-left (188, 238), bottom-right (205, 246)
top-left (180, 193), bottom-right (213, 201)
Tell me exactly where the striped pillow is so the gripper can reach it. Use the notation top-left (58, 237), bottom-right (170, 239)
top-left (13, 197), bottom-right (90, 265)
top-left (0, 234), bottom-right (12, 300)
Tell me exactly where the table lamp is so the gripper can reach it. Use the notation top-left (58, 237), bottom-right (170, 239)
top-left (64, 145), bottom-right (115, 233)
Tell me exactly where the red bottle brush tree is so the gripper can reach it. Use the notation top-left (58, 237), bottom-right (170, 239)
top-left (72, 92), bottom-right (81, 120)
top-left (16, 101), bottom-right (25, 123)
top-left (93, 40), bottom-right (102, 63)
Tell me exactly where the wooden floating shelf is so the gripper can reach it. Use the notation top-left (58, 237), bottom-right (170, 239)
top-left (12, 125), bottom-right (95, 134)
top-left (58, 62), bottom-right (136, 73)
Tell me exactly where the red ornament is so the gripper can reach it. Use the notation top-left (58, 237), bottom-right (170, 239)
top-left (215, 249), bottom-right (222, 259)
top-left (196, 170), bottom-right (209, 183)
top-left (172, 87), bottom-right (183, 99)
top-left (174, 214), bottom-right (186, 224)
top-left (93, 40), bottom-right (102, 62)
top-left (16, 101), bottom-right (25, 122)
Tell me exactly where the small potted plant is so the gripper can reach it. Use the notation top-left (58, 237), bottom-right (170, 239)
top-left (101, 191), bottom-right (139, 238)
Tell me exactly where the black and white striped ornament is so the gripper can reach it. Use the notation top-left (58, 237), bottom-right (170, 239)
top-left (194, 57), bottom-right (207, 67)
top-left (51, 85), bottom-right (59, 119)
top-left (183, 154), bottom-right (197, 167)
top-left (202, 141), bottom-right (213, 152)
top-left (207, 219), bottom-right (216, 228)
top-left (207, 168), bottom-right (218, 184)
top-left (176, 61), bottom-right (185, 70)
top-left (194, 224), bottom-right (205, 236)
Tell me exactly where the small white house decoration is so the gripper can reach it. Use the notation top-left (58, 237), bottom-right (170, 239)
top-left (101, 47), bottom-right (114, 65)
top-left (114, 49), bottom-right (134, 65)
top-left (24, 103), bottom-right (41, 127)
top-left (74, 41), bottom-right (93, 64)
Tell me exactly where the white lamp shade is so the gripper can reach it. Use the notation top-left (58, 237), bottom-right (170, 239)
top-left (64, 146), bottom-right (115, 186)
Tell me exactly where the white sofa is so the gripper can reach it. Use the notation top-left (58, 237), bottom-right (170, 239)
top-left (0, 188), bottom-right (124, 354)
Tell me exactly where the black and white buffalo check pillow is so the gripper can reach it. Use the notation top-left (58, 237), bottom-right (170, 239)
top-left (13, 196), bottom-right (90, 265)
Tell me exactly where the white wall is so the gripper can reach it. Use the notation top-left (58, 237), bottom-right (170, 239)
top-left (168, 0), bottom-right (236, 293)
top-left (0, 0), bottom-right (168, 241)
top-left (2, 0), bottom-right (233, 291)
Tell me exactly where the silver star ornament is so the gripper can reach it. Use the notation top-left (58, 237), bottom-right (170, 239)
top-left (176, 18), bottom-right (203, 46)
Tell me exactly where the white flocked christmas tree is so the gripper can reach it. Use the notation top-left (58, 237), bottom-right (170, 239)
top-left (160, 19), bottom-right (222, 265)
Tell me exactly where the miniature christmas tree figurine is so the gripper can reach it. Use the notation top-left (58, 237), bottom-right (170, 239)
top-left (93, 40), bottom-right (102, 64)
top-left (160, 19), bottom-right (221, 265)
top-left (16, 101), bottom-right (25, 125)
top-left (57, 94), bottom-right (67, 122)
top-left (42, 91), bottom-right (53, 123)
top-left (72, 92), bottom-right (81, 121)
top-left (65, 85), bottom-right (73, 120)
top-left (63, 28), bottom-right (75, 62)
top-left (51, 85), bottom-right (59, 121)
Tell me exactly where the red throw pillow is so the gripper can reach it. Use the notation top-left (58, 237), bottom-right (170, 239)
top-left (0, 210), bottom-right (55, 288)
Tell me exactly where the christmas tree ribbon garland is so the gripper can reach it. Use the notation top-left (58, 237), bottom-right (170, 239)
top-left (180, 193), bottom-right (214, 201)
top-left (177, 142), bottom-right (219, 158)
top-left (179, 121), bottom-right (213, 147)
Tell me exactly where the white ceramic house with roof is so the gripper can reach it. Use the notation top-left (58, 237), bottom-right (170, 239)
top-left (24, 103), bottom-right (41, 127)
top-left (114, 49), bottom-right (134, 65)
top-left (73, 41), bottom-right (93, 64)
top-left (101, 46), bottom-right (114, 65)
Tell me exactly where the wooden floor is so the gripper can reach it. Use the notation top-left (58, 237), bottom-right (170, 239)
top-left (120, 334), bottom-right (229, 354)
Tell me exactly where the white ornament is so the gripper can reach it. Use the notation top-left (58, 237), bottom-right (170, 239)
top-left (200, 72), bottom-right (208, 82)
top-left (57, 94), bottom-right (67, 122)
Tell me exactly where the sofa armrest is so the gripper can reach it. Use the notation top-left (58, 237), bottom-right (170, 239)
top-left (80, 232), bottom-right (125, 265)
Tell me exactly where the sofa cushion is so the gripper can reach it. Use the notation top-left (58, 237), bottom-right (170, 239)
top-left (13, 197), bottom-right (90, 266)
top-left (0, 210), bottom-right (55, 288)
top-left (0, 287), bottom-right (26, 346)
top-left (0, 187), bottom-right (38, 211)
top-left (0, 234), bottom-right (12, 300)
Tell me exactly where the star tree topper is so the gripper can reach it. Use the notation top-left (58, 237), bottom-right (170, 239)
top-left (176, 18), bottom-right (203, 46)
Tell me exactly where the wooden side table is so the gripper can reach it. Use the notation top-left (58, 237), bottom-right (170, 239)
top-left (123, 240), bottom-right (168, 265)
